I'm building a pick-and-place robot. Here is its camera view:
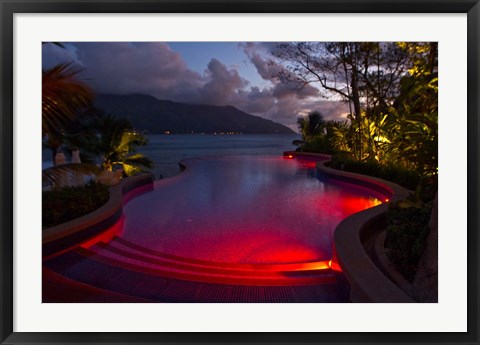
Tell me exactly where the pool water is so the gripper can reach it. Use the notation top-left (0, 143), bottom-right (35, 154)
top-left (111, 155), bottom-right (384, 265)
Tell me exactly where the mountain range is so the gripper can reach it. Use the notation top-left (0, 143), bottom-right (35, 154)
top-left (93, 94), bottom-right (295, 134)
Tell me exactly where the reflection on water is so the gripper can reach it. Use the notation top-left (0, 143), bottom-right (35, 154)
top-left (119, 156), bottom-right (384, 264)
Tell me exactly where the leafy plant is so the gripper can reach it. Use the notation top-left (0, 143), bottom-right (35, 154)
top-left (297, 111), bottom-right (327, 144)
top-left (384, 197), bottom-right (433, 282)
top-left (273, 42), bottom-right (438, 181)
top-left (79, 114), bottom-right (153, 176)
top-left (42, 181), bottom-right (110, 228)
top-left (42, 62), bottom-right (93, 136)
top-left (329, 154), bottom-right (420, 190)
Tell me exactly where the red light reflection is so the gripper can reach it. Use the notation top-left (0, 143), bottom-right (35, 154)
top-left (80, 216), bottom-right (125, 249)
top-left (86, 156), bottom-right (386, 275)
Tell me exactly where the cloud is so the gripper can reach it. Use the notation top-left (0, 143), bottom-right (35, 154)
top-left (305, 100), bottom-right (351, 121)
top-left (272, 82), bottom-right (318, 99)
top-left (42, 42), bottom-right (349, 129)
top-left (241, 87), bottom-right (275, 113)
top-left (240, 42), bottom-right (327, 128)
top-left (71, 42), bottom-right (204, 101)
top-left (242, 42), bottom-right (283, 81)
top-left (199, 58), bottom-right (249, 105)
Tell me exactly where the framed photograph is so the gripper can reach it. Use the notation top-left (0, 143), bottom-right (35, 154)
top-left (1, 0), bottom-right (479, 344)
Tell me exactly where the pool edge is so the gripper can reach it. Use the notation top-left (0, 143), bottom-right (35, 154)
top-left (284, 151), bottom-right (414, 303)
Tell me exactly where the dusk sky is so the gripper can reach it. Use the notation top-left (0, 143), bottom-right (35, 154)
top-left (42, 42), bottom-right (350, 130)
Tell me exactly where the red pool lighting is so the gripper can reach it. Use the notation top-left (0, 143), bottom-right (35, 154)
top-left (105, 156), bottom-right (385, 265)
top-left (80, 216), bottom-right (125, 249)
top-left (69, 155), bottom-right (386, 293)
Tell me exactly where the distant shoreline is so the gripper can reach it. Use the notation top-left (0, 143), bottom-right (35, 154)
top-left (43, 133), bottom-right (299, 178)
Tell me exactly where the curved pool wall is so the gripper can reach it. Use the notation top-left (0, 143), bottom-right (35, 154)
top-left (284, 151), bottom-right (413, 302)
top-left (42, 173), bottom-right (154, 259)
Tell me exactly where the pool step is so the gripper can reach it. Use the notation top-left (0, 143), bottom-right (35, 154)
top-left (111, 236), bottom-right (329, 272)
top-left (43, 250), bottom-right (350, 302)
top-left (81, 239), bottom-right (336, 286)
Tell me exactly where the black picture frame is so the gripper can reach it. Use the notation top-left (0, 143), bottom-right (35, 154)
top-left (1, 0), bottom-right (479, 344)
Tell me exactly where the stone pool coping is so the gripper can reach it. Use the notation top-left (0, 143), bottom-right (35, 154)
top-left (284, 151), bottom-right (414, 302)
top-left (42, 173), bottom-right (154, 259)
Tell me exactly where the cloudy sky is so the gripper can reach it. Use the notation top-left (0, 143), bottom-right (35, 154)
top-left (42, 42), bottom-right (350, 130)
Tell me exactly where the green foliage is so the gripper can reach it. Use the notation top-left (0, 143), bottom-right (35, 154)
top-left (297, 111), bottom-right (326, 143)
top-left (61, 108), bottom-right (108, 158)
top-left (384, 198), bottom-right (433, 282)
top-left (42, 181), bottom-right (110, 228)
top-left (296, 112), bottom-right (347, 154)
top-left (329, 154), bottom-right (420, 190)
top-left (42, 57), bottom-right (152, 178)
top-left (387, 111), bottom-right (437, 176)
top-left (297, 135), bottom-right (335, 154)
top-left (415, 176), bottom-right (438, 204)
top-left (275, 42), bottom-right (438, 182)
top-left (346, 111), bottom-right (392, 162)
top-left (42, 62), bottom-right (93, 136)
top-left (73, 113), bottom-right (153, 176)
top-left (327, 120), bottom-right (353, 153)
top-left (384, 43), bottom-right (438, 176)
top-left (275, 41), bottom-right (438, 284)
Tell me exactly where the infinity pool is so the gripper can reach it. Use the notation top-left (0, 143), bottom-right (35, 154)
top-left (104, 155), bottom-right (384, 265)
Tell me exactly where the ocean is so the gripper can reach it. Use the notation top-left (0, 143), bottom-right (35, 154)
top-left (43, 134), bottom-right (300, 179)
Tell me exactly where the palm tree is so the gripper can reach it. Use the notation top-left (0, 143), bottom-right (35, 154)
top-left (297, 111), bottom-right (326, 143)
top-left (42, 62), bottom-right (93, 137)
top-left (83, 114), bottom-right (153, 176)
top-left (42, 56), bottom-right (95, 187)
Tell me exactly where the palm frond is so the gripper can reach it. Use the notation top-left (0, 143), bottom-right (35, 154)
top-left (69, 113), bottom-right (152, 176)
top-left (42, 42), bottom-right (66, 49)
top-left (42, 62), bottom-right (94, 135)
top-left (117, 131), bottom-right (148, 154)
top-left (121, 164), bottom-right (143, 176)
top-left (42, 163), bottom-right (99, 187)
top-left (122, 153), bottom-right (153, 169)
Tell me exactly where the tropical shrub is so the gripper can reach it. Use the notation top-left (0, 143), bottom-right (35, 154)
top-left (297, 135), bottom-right (335, 154)
top-left (384, 199), bottom-right (433, 282)
top-left (42, 181), bottom-right (109, 228)
top-left (329, 154), bottom-right (420, 190)
top-left (70, 113), bottom-right (153, 176)
top-left (42, 60), bottom-right (96, 185)
top-left (297, 111), bottom-right (326, 143)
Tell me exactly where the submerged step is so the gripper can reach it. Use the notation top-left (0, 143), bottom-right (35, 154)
top-left (44, 251), bottom-right (349, 302)
top-left (89, 236), bottom-right (333, 275)
top-left (78, 245), bottom-right (337, 286)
